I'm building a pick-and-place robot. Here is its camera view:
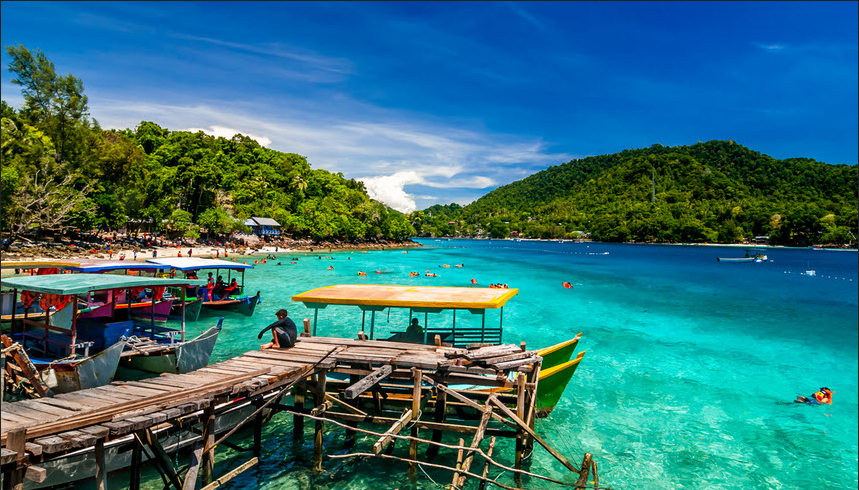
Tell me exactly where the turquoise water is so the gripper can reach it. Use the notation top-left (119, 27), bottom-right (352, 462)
top-left (155, 240), bottom-right (857, 489)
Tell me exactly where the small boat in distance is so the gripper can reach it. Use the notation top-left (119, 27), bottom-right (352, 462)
top-left (717, 248), bottom-right (768, 263)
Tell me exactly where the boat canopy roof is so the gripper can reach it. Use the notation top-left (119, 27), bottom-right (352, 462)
top-left (0, 274), bottom-right (205, 295)
top-left (64, 259), bottom-right (170, 273)
top-left (146, 257), bottom-right (253, 271)
top-left (292, 285), bottom-right (518, 310)
top-left (0, 260), bottom-right (81, 269)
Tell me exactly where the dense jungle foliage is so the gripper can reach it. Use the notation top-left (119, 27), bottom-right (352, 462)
top-left (1, 45), bottom-right (413, 249)
top-left (418, 141), bottom-right (857, 246)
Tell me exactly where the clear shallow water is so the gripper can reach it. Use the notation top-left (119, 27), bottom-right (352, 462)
top-left (144, 240), bottom-right (857, 489)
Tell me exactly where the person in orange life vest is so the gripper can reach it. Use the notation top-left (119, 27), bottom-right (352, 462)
top-left (222, 278), bottom-right (239, 296)
top-left (795, 387), bottom-right (833, 405)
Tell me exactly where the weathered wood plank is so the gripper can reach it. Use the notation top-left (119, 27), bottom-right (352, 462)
top-left (491, 356), bottom-right (540, 371)
top-left (345, 365), bottom-right (393, 399)
top-left (373, 409), bottom-right (412, 455)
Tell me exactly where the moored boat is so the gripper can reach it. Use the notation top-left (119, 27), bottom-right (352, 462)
top-left (0, 273), bottom-right (208, 393)
top-left (291, 284), bottom-right (586, 414)
top-left (120, 322), bottom-right (222, 374)
top-left (717, 248), bottom-right (768, 263)
top-left (146, 257), bottom-right (260, 317)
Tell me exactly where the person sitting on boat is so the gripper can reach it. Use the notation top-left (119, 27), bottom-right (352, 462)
top-left (212, 275), bottom-right (226, 300)
top-left (222, 278), bottom-right (239, 296)
top-left (258, 309), bottom-right (298, 349)
top-left (795, 387), bottom-right (833, 405)
top-left (406, 318), bottom-right (423, 336)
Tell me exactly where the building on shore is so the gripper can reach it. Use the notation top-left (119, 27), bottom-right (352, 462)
top-left (243, 217), bottom-right (282, 236)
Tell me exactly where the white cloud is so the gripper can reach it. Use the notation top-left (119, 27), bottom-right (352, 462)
top-left (754, 43), bottom-right (786, 51)
top-left (185, 125), bottom-right (272, 147)
top-left (361, 171), bottom-right (424, 213)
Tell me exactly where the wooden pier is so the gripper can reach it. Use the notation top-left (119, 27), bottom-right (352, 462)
top-left (2, 331), bottom-right (601, 490)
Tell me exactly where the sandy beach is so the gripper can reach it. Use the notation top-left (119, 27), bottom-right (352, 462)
top-left (0, 235), bottom-right (422, 268)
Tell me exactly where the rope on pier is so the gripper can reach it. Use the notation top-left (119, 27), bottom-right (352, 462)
top-left (280, 406), bottom-right (577, 487)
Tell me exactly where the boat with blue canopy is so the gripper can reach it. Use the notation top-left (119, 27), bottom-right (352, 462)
top-left (0, 273), bottom-right (220, 395)
top-left (146, 257), bottom-right (260, 317)
top-left (1, 259), bottom-right (180, 324)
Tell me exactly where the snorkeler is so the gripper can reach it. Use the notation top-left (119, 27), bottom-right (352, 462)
top-left (795, 387), bottom-right (833, 405)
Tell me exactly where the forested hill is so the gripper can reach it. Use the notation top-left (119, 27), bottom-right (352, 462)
top-left (419, 141), bottom-right (857, 246)
top-left (1, 45), bottom-right (413, 248)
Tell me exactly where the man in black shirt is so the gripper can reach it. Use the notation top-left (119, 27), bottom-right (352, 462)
top-left (258, 309), bottom-right (298, 349)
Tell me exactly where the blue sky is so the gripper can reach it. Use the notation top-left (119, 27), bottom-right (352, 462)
top-left (2, 2), bottom-right (856, 212)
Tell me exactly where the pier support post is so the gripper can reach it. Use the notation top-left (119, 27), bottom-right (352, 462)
top-left (5, 428), bottom-right (26, 490)
top-left (293, 381), bottom-right (306, 439)
top-left (313, 369), bottom-right (327, 472)
top-left (130, 435), bottom-right (142, 490)
top-left (426, 385), bottom-right (447, 460)
top-left (344, 374), bottom-right (358, 447)
top-left (201, 402), bottom-right (216, 486)
top-left (253, 399), bottom-right (263, 458)
top-left (514, 373), bottom-right (526, 488)
top-left (408, 369), bottom-right (422, 481)
top-left (94, 438), bottom-right (107, 490)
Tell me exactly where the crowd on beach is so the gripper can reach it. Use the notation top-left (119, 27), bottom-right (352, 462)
top-left (0, 230), bottom-right (421, 264)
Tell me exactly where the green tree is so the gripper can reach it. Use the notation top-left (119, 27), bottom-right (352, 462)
top-left (1, 118), bottom-right (94, 248)
top-left (5, 44), bottom-right (90, 164)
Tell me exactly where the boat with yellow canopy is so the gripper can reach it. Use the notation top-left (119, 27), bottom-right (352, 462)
top-left (291, 284), bottom-right (584, 415)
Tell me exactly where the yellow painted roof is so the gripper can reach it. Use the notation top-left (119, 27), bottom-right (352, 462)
top-left (0, 260), bottom-right (82, 269)
top-left (292, 284), bottom-right (518, 309)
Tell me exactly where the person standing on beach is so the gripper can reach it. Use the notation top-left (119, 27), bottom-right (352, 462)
top-left (258, 309), bottom-right (297, 349)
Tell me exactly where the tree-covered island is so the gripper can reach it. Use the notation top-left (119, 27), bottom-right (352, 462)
top-left (416, 142), bottom-right (857, 247)
top-left (2, 45), bottom-right (856, 250)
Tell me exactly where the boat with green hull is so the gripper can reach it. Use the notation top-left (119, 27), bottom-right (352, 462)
top-left (291, 284), bottom-right (586, 415)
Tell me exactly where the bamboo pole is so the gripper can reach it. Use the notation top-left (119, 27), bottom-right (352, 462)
top-left (489, 398), bottom-right (578, 473)
top-left (477, 436), bottom-right (496, 490)
top-left (451, 438), bottom-right (465, 488)
top-left (313, 369), bottom-right (327, 472)
top-left (284, 407), bottom-right (576, 487)
top-left (574, 453), bottom-right (592, 488)
top-left (515, 372), bottom-right (526, 485)
top-left (454, 396), bottom-right (495, 489)
top-left (293, 380), bottom-right (305, 438)
top-left (199, 457), bottom-right (258, 490)
top-left (130, 436), bottom-right (142, 490)
top-left (201, 403), bottom-right (216, 486)
top-left (330, 452), bottom-right (563, 490)
top-left (409, 368), bottom-right (422, 479)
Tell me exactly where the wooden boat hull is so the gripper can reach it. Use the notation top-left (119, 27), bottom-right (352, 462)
top-left (201, 291), bottom-right (260, 317)
top-left (166, 297), bottom-right (203, 322)
top-left (31, 340), bottom-right (126, 394)
top-left (120, 324), bottom-right (222, 374)
top-left (79, 299), bottom-right (174, 320)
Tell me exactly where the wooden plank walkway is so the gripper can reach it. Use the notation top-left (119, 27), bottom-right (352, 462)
top-left (1, 336), bottom-right (535, 450)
